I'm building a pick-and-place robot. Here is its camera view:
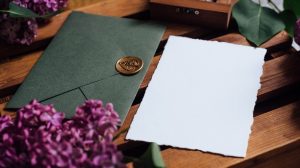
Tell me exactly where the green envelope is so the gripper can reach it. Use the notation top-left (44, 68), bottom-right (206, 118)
top-left (6, 12), bottom-right (165, 122)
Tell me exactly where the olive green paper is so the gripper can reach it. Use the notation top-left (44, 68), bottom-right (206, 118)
top-left (6, 12), bottom-right (165, 121)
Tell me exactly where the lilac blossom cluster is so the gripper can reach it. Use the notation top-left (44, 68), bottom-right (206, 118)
top-left (0, 14), bottom-right (38, 45)
top-left (13, 0), bottom-right (68, 16)
top-left (0, 99), bottom-right (125, 168)
top-left (295, 19), bottom-right (300, 46)
top-left (0, 0), bottom-right (67, 45)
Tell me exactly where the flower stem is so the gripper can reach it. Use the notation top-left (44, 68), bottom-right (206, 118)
top-left (268, 0), bottom-right (281, 13)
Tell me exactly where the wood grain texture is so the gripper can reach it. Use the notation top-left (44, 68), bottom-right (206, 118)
top-left (212, 31), bottom-right (292, 53)
top-left (0, 0), bottom-right (149, 59)
top-left (259, 53), bottom-right (300, 101)
top-left (67, 0), bottom-right (102, 9)
top-left (0, 51), bottom-right (41, 97)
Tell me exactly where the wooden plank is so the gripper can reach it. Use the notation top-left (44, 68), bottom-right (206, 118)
top-left (259, 53), bottom-right (300, 101)
top-left (231, 140), bottom-right (300, 168)
top-left (0, 51), bottom-right (41, 97)
top-left (159, 100), bottom-right (300, 168)
top-left (67, 0), bottom-right (103, 9)
top-left (0, 0), bottom-right (149, 59)
top-left (270, 48), bottom-right (296, 58)
top-left (212, 31), bottom-right (292, 53)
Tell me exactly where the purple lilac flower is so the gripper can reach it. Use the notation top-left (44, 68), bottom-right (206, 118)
top-left (0, 0), bottom-right (68, 45)
top-left (0, 16), bottom-right (38, 45)
top-left (13, 0), bottom-right (68, 15)
top-left (89, 140), bottom-right (125, 168)
top-left (0, 99), bottom-right (124, 168)
top-left (295, 19), bottom-right (300, 46)
top-left (16, 99), bottom-right (64, 130)
top-left (0, 115), bottom-right (13, 133)
top-left (0, 115), bottom-right (26, 167)
top-left (73, 100), bottom-right (121, 139)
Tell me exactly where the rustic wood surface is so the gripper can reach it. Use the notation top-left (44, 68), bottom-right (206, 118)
top-left (1, 0), bottom-right (300, 167)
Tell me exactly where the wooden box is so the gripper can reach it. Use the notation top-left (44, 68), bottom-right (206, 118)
top-left (150, 0), bottom-right (236, 30)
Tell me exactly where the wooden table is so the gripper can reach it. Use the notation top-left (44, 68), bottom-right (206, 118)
top-left (1, 0), bottom-right (300, 167)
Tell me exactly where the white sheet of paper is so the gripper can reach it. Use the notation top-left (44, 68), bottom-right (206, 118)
top-left (126, 36), bottom-right (266, 157)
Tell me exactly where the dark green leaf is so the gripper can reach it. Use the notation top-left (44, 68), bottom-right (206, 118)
top-left (232, 0), bottom-right (285, 46)
top-left (280, 10), bottom-right (297, 37)
top-left (133, 143), bottom-right (165, 168)
top-left (8, 2), bottom-right (40, 18)
top-left (284, 0), bottom-right (300, 18)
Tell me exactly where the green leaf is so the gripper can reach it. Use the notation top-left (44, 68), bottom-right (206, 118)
top-left (0, 2), bottom-right (61, 18)
top-left (280, 10), bottom-right (297, 37)
top-left (133, 143), bottom-right (166, 168)
top-left (284, 0), bottom-right (300, 18)
top-left (232, 0), bottom-right (285, 46)
top-left (8, 2), bottom-right (40, 18)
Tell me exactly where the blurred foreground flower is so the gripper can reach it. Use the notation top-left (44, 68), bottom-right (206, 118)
top-left (13, 0), bottom-right (68, 16)
top-left (0, 0), bottom-right (68, 45)
top-left (0, 99), bottom-right (124, 168)
top-left (0, 15), bottom-right (37, 45)
top-left (295, 19), bottom-right (300, 46)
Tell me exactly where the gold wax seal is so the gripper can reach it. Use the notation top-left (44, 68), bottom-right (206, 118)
top-left (116, 56), bottom-right (144, 75)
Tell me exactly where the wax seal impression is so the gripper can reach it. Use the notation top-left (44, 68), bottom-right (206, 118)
top-left (116, 56), bottom-right (144, 75)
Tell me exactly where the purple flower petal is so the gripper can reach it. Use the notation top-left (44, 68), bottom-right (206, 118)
top-left (0, 99), bottom-right (124, 167)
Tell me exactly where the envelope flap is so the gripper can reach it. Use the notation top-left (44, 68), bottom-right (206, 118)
top-left (6, 12), bottom-right (165, 112)
top-left (80, 74), bottom-right (142, 121)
